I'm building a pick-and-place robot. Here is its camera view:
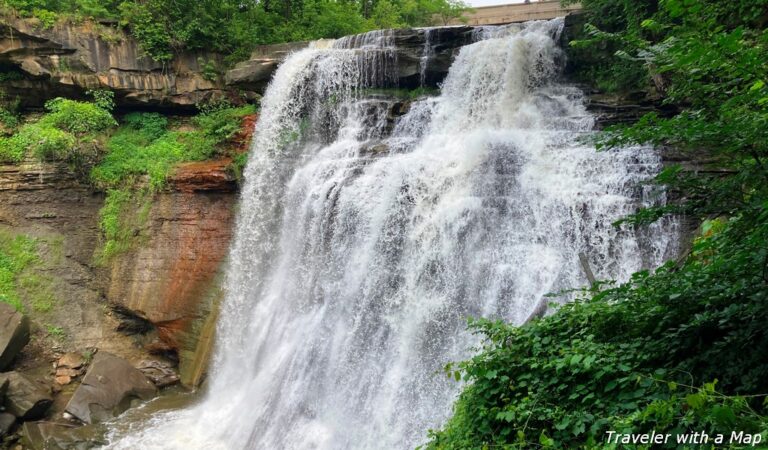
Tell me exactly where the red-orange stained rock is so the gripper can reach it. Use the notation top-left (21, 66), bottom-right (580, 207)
top-left (107, 178), bottom-right (237, 385)
top-left (169, 159), bottom-right (236, 193)
top-left (233, 114), bottom-right (258, 154)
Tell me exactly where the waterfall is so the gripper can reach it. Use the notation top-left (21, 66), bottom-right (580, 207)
top-left (105, 19), bottom-right (676, 450)
top-left (418, 28), bottom-right (435, 86)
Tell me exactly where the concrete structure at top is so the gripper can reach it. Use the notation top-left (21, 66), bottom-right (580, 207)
top-left (450, 0), bottom-right (582, 26)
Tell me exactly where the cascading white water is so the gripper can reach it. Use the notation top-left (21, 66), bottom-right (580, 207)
top-left (106, 19), bottom-right (677, 450)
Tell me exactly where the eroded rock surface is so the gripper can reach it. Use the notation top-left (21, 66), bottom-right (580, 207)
top-left (0, 15), bottom-right (236, 109)
top-left (107, 161), bottom-right (236, 387)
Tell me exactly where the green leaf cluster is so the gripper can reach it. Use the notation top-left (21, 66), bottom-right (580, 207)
top-left (0, 97), bottom-right (115, 164)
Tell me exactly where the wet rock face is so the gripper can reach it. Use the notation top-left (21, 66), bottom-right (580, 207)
top-left (224, 27), bottom-right (475, 92)
top-left (64, 352), bottom-right (157, 424)
top-left (107, 161), bottom-right (236, 386)
top-left (0, 302), bottom-right (30, 371)
top-left (224, 41), bottom-right (311, 93)
top-left (392, 27), bottom-right (473, 88)
top-left (0, 371), bottom-right (53, 420)
top-left (0, 16), bottom-right (239, 109)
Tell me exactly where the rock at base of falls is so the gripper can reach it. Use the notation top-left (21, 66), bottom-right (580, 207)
top-left (64, 352), bottom-right (157, 424)
top-left (0, 302), bottom-right (30, 371)
top-left (21, 421), bottom-right (107, 450)
top-left (0, 372), bottom-right (53, 421)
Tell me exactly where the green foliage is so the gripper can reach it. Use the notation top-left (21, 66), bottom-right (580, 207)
top-left (96, 188), bottom-right (151, 261)
top-left (91, 104), bottom-right (255, 260)
top-left (0, 230), bottom-right (38, 311)
top-left (0, 98), bottom-right (116, 164)
top-left (193, 103), bottom-right (256, 143)
top-left (45, 324), bottom-right (66, 340)
top-left (0, 94), bottom-right (21, 131)
top-left (41, 97), bottom-right (116, 134)
top-left (0, 70), bottom-right (24, 83)
top-left (0, 123), bottom-right (75, 162)
top-left (569, 0), bottom-right (768, 224)
top-left (86, 89), bottom-right (116, 112)
top-left (370, 0), bottom-right (404, 29)
top-left (197, 57), bottom-right (219, 82)
top-left (122, 112), bottom-right (168, 140)
top-left (22, 123), bottom-right (77, 160)
top-left (0, 135), bottom-right (25, 163)
top-left (0, 107), bottom-right (19, 130)
top-left (32, 7), bottom-right (56, 27)
top-left (91, 124), bottom-right (216, 190)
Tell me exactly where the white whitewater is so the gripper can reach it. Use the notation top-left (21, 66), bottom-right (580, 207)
top-left (106, 19), bottom-right (676, 450)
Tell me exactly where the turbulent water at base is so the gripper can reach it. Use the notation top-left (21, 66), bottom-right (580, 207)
top-left (106, 19), bottom-right (677, 450)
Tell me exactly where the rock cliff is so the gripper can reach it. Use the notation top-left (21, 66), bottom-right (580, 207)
top-left (106, 159), bottom-right (237, 387)
top-left (2, 15), bottom-right (479, 109)
top-left (0, 13), bottom-right (237, 109)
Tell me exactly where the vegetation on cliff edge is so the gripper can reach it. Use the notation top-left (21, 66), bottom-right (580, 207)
top-left (427, 0), bottom-right (768, 448)
top-left (0, 0), bottom-right (469, 64)
top-left (0, 92), bottom-right (255, 262)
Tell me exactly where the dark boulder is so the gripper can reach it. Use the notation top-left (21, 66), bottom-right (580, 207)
top-left (64, 352), bottom-right (157, 424)
top-left (0, 302), bottom-right (30, 371)
top-left (0, 371), bottom-right (53, 420)
top-left (391, 27), bottom-right (473, 88)
top-left (0, 412), bottom-right (14, 436)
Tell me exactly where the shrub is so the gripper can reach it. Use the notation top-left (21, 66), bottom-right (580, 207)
top-left (0, 136), bottom-right (25, 163)
top-left (0, 106), bottom-right (19, 130)
top-left (122, 112), bottom-right (168, 140)
top-left (41, 98), bottom-right (116, 134)
top-left (193, 103), bottom-right (256, 143)
top-left (32, 7), bottom-right (57, 28)
top-left (86, 89), bottom-right (116, 112)
top-left (427, 195), bottom-right (768, 448)
top-left (92, 126), bottom-right (217, 189)
top-left (22, 124), bottom-right (77, 160)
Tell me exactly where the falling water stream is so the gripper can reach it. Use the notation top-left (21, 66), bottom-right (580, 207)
top-left (106, 19), bottom-right (677, 449)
